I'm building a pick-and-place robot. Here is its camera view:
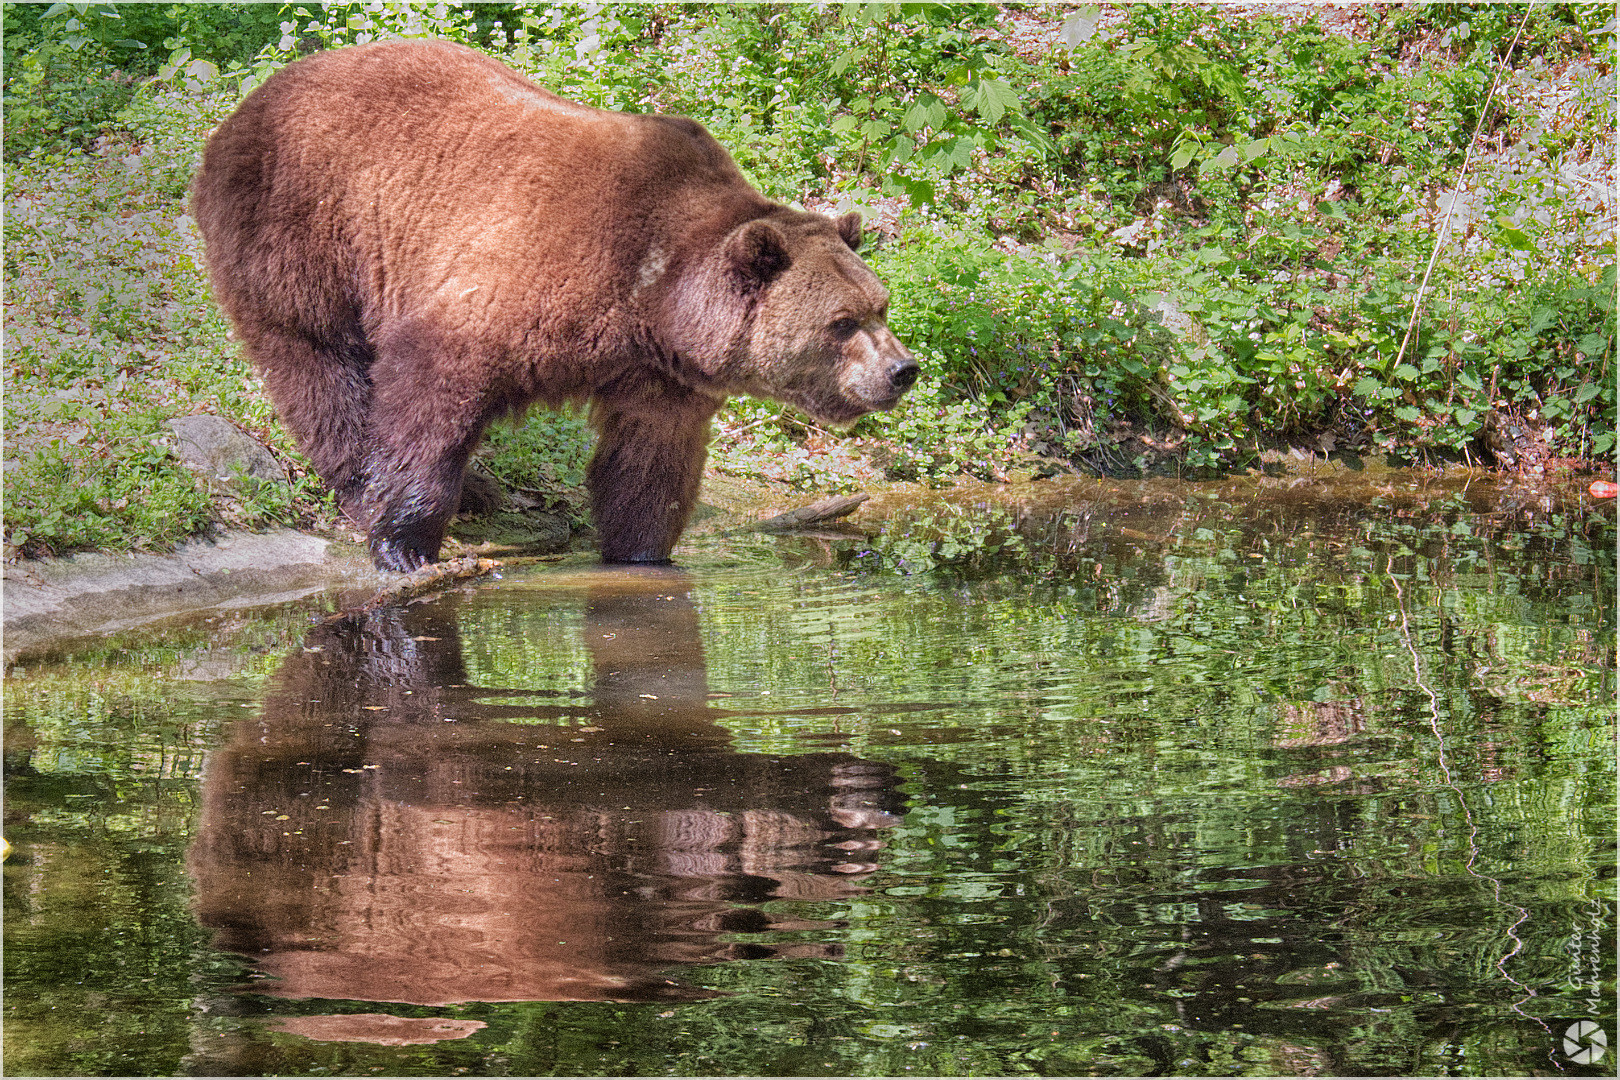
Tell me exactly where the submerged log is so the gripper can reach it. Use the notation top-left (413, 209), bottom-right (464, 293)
top-left (756, 494), bottom-right (870, 531)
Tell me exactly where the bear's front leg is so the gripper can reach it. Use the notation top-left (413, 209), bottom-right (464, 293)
top-left (588, 389), bottom-right (721, 564)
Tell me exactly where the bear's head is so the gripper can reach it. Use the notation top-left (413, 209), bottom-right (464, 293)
top-left (666, 209), bottom-right (918, 424)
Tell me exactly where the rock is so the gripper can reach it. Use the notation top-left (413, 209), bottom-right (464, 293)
top-left (2, 528), bottom-right (369, 662)
top-left (167, 415), bottom-right (287, 488)
top-left (457, 461), bottom-right (505, 516)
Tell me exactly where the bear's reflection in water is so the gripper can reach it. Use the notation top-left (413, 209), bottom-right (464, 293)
top-left (189, 569), bottom-right (903, 1006)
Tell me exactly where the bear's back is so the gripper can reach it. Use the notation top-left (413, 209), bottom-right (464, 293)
top-left (217, 41), bottom-right (744, 209)
top-left (195, 40), bottom-right (770, 344)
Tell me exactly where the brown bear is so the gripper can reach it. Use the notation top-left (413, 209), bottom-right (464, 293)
top-left (192, 40), bottom-right (916, 572)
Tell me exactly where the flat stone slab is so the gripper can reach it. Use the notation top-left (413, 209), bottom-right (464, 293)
top-left (3, 529), bottom-right (374, 662)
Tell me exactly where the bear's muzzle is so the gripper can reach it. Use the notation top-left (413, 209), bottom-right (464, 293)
top-left (840, 325), bottom-right (918, 415)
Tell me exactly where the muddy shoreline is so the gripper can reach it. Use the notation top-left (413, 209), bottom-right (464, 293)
top-left (0, 470), bottom-right (800, 664)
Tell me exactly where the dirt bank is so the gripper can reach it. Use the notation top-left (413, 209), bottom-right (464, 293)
top-left (0, 471), bottom-right (814, 664)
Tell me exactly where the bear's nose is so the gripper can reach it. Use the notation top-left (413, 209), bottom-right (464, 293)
top-left (889, 359), bottom-right (920, 393)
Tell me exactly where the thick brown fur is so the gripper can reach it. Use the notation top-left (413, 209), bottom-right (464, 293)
top-left (192, 41), bottom-right (916, 571)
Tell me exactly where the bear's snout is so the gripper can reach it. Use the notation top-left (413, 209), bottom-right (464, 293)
top-left (888, 357), bottom-right (920, 394)
top-left (859, 327), bottom-right (917, 408)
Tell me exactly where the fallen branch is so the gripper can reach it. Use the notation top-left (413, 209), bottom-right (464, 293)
top-left (322, 555), bottom-right (499, 623)
top-left (756, 494), bottom-right (870, 531)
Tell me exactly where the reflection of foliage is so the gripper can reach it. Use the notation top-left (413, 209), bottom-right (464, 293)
top-left (6, 488), bottom-right (1614, 1073)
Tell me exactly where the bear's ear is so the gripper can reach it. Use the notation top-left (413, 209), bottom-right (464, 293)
top-left (836, 211), bottom-right (863, 252)
top-left (725, 219), bottom-right (791, 290)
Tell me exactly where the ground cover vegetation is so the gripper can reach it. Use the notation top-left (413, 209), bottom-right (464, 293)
top-left (3, 2), bottom-right (1614, 557)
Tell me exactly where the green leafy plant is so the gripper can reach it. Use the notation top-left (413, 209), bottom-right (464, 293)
top-left (478, 406), bottom-right (595, 524)
top-left (3, 4), bottom-right (1612, 560)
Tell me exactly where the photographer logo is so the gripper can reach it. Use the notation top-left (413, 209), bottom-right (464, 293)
top-left (1563, 1021), bottom-right (1607, 1065)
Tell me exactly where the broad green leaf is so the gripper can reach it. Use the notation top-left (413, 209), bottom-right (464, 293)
top-left (889, 175), bottom-right (936, 208)
top-left (902, 94), bottom-right (946, 133)
top-left (1203, 62), bottom-right (1249, 104)
top-left (1578, 332), bottom-right (1611, 358)
top-left (1496, 225), bottom-right (1536, 252)
top-left (965, 77), bottom-right (1019, 124)
top-left (945, 135), bottom-right (976, 170)
top-left (1009, 115), bottom-right (1057, 157)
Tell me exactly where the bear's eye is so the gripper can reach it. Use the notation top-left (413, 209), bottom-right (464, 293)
top-left (830, 317), bottom-right (860, 338)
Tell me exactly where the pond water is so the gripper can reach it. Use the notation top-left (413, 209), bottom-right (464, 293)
top-left (5, 473), bottom-right (1615, 1077)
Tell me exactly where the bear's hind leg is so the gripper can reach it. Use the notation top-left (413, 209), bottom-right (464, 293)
top-left (589, 390), bottom-right (721, 564)
top-left (248, 328), bottom-right (375, 526)
top-left (362, 332), bottom-right (496, 573)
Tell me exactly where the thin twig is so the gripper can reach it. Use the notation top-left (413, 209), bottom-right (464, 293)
top-left (1391, 4), bottom-right (1536, 372)
top-left (715, 413), bottom-right (783, 440)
